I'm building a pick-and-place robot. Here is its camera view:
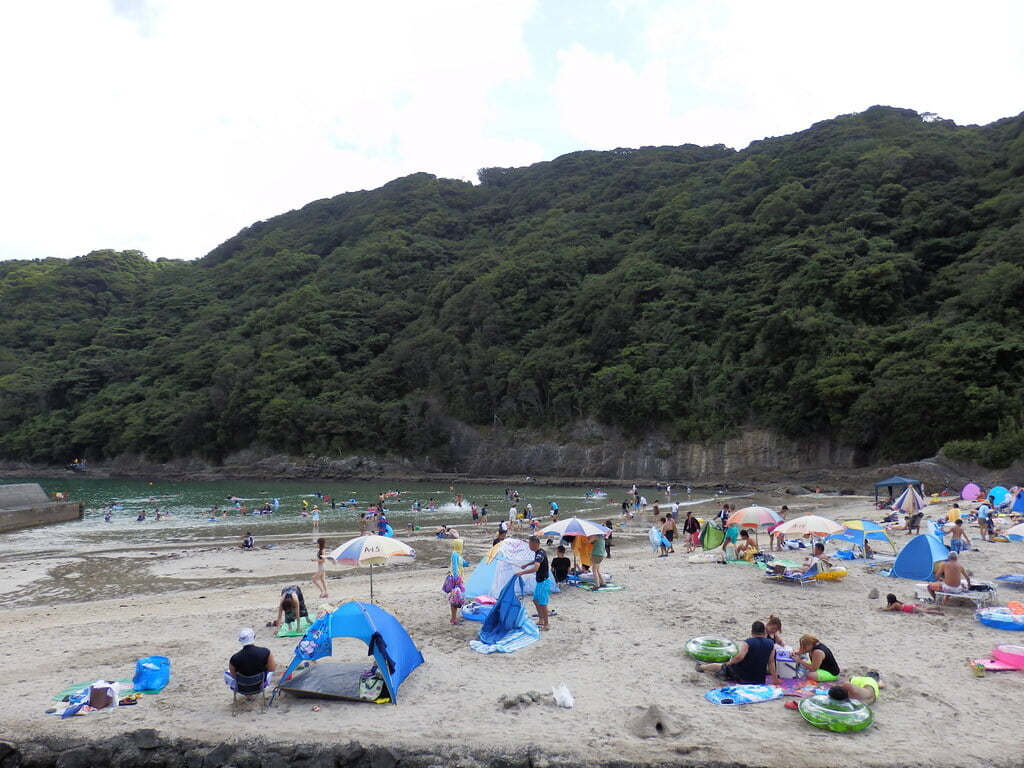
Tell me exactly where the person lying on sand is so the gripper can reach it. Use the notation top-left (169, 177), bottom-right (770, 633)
top-left (881, 593), bottom-right (944, 615)
top-left (831, 672), bottom-right (883, 704)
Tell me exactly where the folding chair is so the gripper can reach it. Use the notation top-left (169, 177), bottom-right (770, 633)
top-left (765, 562), bottom-right (821, 586)
top-left (232, 672), bottom-right (267, 715)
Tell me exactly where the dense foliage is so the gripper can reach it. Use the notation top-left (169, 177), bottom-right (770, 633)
top-left (2, 106), bottom-right (1022, 467)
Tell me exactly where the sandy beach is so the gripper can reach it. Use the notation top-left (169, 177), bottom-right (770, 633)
top-left (2, 491), bottom-right (1023, 767)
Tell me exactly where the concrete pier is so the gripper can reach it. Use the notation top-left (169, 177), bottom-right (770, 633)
top-left (0, 483), bottom-right (84, 533)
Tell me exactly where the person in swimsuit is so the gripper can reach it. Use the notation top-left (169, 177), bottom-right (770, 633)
top-left (765, 615), bottom-right (785, 647)
top-left (311, 537), bottom-right (329, 598)
top-left (589, 532), bottom-right (607, 588)
top-left (928, 551), bottom-right (971, 600)
top-left (881, 593), bottom-right (944, 615)
top-left (796, 634), bottom-right (841, 682)
top-left (682, 511), bottom-right (700, 552)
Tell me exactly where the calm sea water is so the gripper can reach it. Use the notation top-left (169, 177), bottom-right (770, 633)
top-left (1, 477), bottom-right (726, 550)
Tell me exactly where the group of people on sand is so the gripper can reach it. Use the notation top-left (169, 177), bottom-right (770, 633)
top-left (696, 617), bottom-right (882, 705)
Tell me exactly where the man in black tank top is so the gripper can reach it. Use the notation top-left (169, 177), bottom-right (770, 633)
top-left (696, 621), bottom-right (780, 685)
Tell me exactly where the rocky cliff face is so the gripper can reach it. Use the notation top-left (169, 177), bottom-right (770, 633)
top-left (443, 420), bottom-right (859, 480)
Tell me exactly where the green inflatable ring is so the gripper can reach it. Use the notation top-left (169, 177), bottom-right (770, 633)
top-left (685, 635), bottom-right (738, 662)
top-left (799, 694), bottom-right (873, 732)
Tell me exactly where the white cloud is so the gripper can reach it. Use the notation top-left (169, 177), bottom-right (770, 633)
top-left (0, 0), bottom-right (1021, 261)
top-left (0, 0), bottom-right (542, 261)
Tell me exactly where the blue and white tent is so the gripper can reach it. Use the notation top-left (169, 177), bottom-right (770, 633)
top-left (887, 534), bottom-right (949, 581)
top-left (276, 601), bottom-right (423, 704)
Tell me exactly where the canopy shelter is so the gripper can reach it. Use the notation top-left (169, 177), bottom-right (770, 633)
top-left (874, 476), bottom-right (922, 502)
top-left (825, 520), bottom-right (897, 556)
top-left (275, 601), bottom-right (423, 705)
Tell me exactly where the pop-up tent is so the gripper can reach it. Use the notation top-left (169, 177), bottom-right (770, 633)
top-left (464, 538), bottom-right (558, 598)
top-left (887, 534), bottom-right (949, 581)
top-left (875, 476), bottom-right (922, 502)
top-left (276, 601), bottom-right (423, 704)
top-left (988, 486), bottom-right (1010, 505)
top-left (700, 520), bottom-right (725, 550)
top-left (1012, 490), bottom-right (1024, 514)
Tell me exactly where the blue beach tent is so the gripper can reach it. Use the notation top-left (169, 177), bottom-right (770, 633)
top-left (887, 534), bottom-right (949, 581)
top-left (276, 601), bottom-right (423, 704)
top-left (1012, 492), bottom-right (1024, 514)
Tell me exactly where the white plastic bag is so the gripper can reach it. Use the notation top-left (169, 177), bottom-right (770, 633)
top-left (552, 682), bottom-right (574, 708)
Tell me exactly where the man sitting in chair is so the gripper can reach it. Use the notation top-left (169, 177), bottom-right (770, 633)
top-left (226, 628), bottom-right (276, 693)
top-left (769, 542), bottom-right (826, 576)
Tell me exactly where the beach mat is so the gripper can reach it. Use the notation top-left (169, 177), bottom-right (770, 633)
top-left (53, 679), bottom-right (134, 702)
top-left (705, 684), bottom-right (784, 705)
top-left (574, 583), bottom-right (626, 592)
top-left (771, 677), bottom-right (830, 697)
top-left (276, 617), bottom-right (314, 637)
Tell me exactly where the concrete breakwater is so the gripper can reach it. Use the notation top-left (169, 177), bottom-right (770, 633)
top-left (0, 483), bottom-right (83, 533)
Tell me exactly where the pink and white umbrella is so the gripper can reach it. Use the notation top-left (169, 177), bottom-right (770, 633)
top-left (771, 515), bottom-right (844, 538)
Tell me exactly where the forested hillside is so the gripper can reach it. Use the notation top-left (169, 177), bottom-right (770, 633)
top-left (2, 106), bottom-right (1023, 468)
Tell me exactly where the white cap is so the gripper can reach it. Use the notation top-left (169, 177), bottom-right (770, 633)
top-left (238, 627), bottom-right (256, 645)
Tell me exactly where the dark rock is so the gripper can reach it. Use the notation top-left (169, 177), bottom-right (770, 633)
top-left (367, 747), bottom-right (398, 768)
top-left (202, 744), bottom-right (236, 768)
top-left (334, 743), bottom-right (366, 768)
top-left (130, 730), bottom-right (161, 751)
top-left (0, 741), bottom-right (18, 768)
top-left (55, 753), bottom-right (95, 768)
top-left (259, 754), bottom-right (290, 768)
top-left (227, 748), bottom-right (260, 768)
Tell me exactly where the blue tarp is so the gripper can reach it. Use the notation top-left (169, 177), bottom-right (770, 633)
top-left (472, 575), bottom-right (539, 654)
top-left (479, 576), bottom-right (529, 645)
top-left (278, 601), bottom-right (423, 704)
top-left (888, 534), bottom-right (949, 581)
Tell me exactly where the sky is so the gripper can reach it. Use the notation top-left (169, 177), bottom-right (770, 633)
top-left (1, 0), bottom-right (1021, 262)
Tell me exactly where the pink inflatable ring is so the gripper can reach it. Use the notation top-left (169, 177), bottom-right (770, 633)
top-left (992, 644), bottom-right (1024, 669)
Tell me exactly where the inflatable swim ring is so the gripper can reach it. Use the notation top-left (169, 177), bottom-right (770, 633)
top-left (685, 636), bottom-right (738, 662)
top-left (977, 607), bottom-right (1024, 631)
top-left (814, 568), bottom-right (848, 581)
top-left (992, 644), bottom-right (1024, 669)
top-left (799, 694), bottom-right (873, 732)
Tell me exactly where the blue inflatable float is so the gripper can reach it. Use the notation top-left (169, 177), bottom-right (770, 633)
top-left (976, 607), bottom-right (1024, 631)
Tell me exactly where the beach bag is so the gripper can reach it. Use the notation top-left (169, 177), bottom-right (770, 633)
top-left (448, 582), bottom-right (465, 607)
top-left (132, 655), bottom-right (171, 692)
top-left (442, 573), bottom-right (457, 594)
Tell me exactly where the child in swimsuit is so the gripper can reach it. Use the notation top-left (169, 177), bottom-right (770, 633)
top-left (881, 593), bottom-right (944, 615)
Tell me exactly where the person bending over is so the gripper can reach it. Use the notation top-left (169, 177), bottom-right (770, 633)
top-left (796, 633), bottom-right (841, 682)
